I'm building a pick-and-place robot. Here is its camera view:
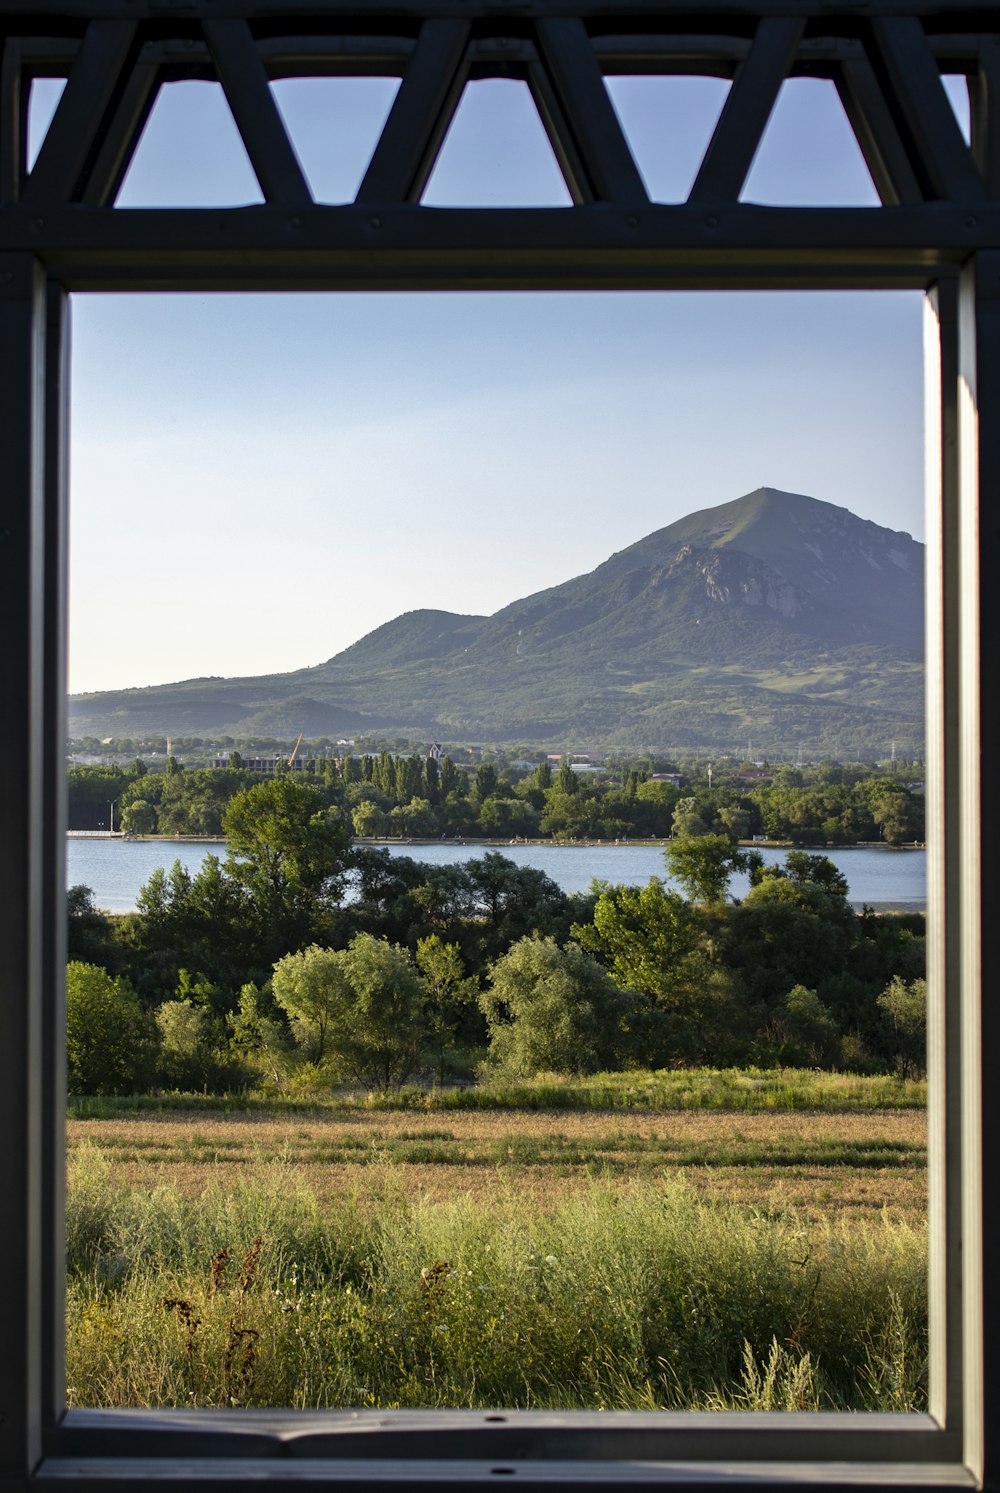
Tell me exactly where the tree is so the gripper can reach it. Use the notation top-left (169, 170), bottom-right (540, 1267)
top-left (67, 884), bottom-right (119, 969)
top-left (575, 878), bottom-right (743, 1064)
top-left (66, 962), bottom-right (155, 1094)
top-left (272, 935), bottom-right (426, 1089)
top-left (474, 761), bottom-right (499, 802)
top-left (156, 999), bottom-right (219, 1090)
top-left (870, 785), bottom-right (922, 845)
top-left (333, 935), bottom-right (427, 1088)
top-left (464, 853), bottom-right (571, 959)
top-left (271, 944), bottom-right (350, 1063)
top-left (480, 935), bottom-right (639, 1077)
top-left (122, 855), bottom-right (254, 1004)
top-left (877, 975), bottom-right (927, 1076)
top-left (415, 935), bottom-right (478, 1084)
top-left (766, 985), bottom-right (842, 1068)
top-left (227, 983), bottom-right (289, 1086)
top-left (575, 878), bottom-right (703, 1006)
top-left (389, 797), bottom-right (439, 838)
top-left (725, 879), bottom-right (852, 1010)
top-left (353, 799), bottom-right (389, 838)
top-left (557, 759), bottom-right (579, 795)
top-left (478, 794), bottom-right (540, 839)
top-left (121, 798), bottom-right (157, 835)
top-left (665, 834), bottom-right (745, 905)
top-left (533, 761), bottom-right (553, 792)
top-left (671, 797), bottom-right (709, 837)
top-left (439, 755), bottom-right (462, 797)
top-left (223, 778), bottom-right (350, 958)
top-left (782, 850), bottom-right (850, 899)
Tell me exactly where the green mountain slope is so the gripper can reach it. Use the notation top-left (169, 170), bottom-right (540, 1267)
top-left (69, 489), bottom-right (925, 755)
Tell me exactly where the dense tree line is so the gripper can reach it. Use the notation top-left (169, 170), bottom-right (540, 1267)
top-left (69, 755), bottom-right (924, 846)
top-left (67, 779), bottom-right (926, 1095)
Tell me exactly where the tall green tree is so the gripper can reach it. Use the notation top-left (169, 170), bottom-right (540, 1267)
top-left (877, 975), bottom-right (926, 1076)
top-left (273, 936), bottom-right (426, 1089)
top-left (665, 834), bottom-right (746, 905)
top-left (480, 935), bottom-right (639, 1077)
top-left (557, 759), bottom-right (579, 795)
top-left (271, 944), bottom-right (350, 1063)
top-left (575, 878), bottom-right (742, 1063)
top-left (474, 761), bottom-right (499, 802)
top-left (66, 962), bottom-right (155, 1094)
top-left (439, 755), bottom-right (462, 797)
top-left (415, 935), bottom-right (478, 1084)
top-left (223, 778), bottom-right (350, 959)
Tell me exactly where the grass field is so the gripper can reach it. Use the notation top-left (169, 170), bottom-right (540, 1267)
top-left (65, 1070), bottom-right (928, 1412)
top-left (68, 1106), bottom-right (926, 1223)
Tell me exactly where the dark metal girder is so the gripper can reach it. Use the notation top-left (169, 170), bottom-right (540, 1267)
top-left (836, 54), bottom-right (924, 207)
top-left (2, 0), bottom-right (1000, 17)
top-left (533, 17), bottom-right (646, 204)
top-left (77, 42), bottom-right (158, 206)
top-left (355, 18), bottom-right (470, 203)
top-left (868, 15), bottom-right (988, 204)
top-left (21, 18), bottom-right (140, 205)
top-left (0, 202), bottom-right (984, 292)
top-left (202, 17), bottom-right (312, 206)
top-left (688, 16), bottom-right (805, 203)
top-left (0, 37), bottom-right (24, 203)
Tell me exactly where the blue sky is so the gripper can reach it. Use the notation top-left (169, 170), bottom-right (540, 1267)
top-left (28, 71), bottom-right (969, 695)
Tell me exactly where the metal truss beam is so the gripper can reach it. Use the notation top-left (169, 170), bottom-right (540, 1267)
top-left (1, 1), bottom-right (999, 280)
top-left (0, 203), bottom-right (986, 293)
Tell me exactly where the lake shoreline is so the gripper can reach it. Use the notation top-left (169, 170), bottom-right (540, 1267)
top-left (68, 832), bottom-right (926, 852)
top-left (68, 837), bottom-right (928, 915)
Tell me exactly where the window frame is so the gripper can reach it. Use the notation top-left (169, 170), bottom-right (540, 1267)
top-left (0, 5), bottom-right (995, 1489)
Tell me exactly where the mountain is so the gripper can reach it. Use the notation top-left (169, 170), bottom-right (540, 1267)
top-left (69, 488), bottom-right (925, 755)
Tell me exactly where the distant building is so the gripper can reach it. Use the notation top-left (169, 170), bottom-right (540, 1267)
top-left (212, 755), bottom-right (317, 773)
top-left (427, 742), bottom-right (444, 761)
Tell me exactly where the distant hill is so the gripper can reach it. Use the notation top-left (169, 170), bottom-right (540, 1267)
top-left (69, 488), bottom-right (924, 755)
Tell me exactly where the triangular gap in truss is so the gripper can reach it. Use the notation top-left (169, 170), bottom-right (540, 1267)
top-left (422, 79), bottom-right (572, 206)
top-left (270, 78), bottom-right (400, 203)
top-left (603, 76), bottom-right (729, 203)
top-left (114, 80), bottom-right (263, 207)
top-left (27, 77), bottom-right (66, 172)
top-left (741, 77), bottom-right (879, 206)
top-left (941, 75), bottom-right (972, 146)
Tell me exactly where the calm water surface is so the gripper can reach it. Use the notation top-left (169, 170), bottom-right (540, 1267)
top-left (67, 837), bottom-right (926, 914)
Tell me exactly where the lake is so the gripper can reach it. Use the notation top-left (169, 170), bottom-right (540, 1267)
top-left (67, 837), bottom-right (926, 914)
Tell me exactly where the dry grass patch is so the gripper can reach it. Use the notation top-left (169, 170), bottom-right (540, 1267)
top-left (67, 1108), bottom-right (926, 1224)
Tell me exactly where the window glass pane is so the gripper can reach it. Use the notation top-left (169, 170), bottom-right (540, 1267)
top-left (64, 71), bottom-right (928, 1419)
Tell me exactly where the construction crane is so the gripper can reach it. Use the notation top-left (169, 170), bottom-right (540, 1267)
top-left (288, 732), bottom-right (303, 767)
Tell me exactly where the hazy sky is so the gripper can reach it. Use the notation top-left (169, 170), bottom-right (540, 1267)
top-left (28, 70), bottom-right (969, 695)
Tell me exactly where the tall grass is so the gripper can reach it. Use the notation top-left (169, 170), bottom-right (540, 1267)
top-left (66, 1143), bottom-right (926, 1412)
top-left (67, 1066), bottom-right (926, 1120)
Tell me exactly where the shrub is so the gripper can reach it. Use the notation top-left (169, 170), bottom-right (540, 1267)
top-left (66, 961), bottom-right (156, 1095)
